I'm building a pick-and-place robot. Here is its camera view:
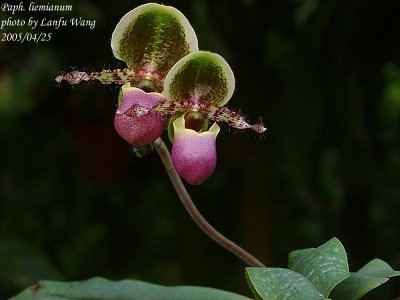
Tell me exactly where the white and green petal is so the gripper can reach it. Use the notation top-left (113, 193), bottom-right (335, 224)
top-left (163, 51), bottom-right (235, 107)
top-left (111, 3), bottom-right (198, 80)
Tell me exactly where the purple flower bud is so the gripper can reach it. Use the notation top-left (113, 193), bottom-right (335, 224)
top-left (114, 86), bottom-right (165, 147)
top-left (171, 115), bottom-right (220, 185)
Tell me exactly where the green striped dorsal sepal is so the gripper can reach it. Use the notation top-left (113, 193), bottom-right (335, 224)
top-left (163, 51), bottom-right (235, 107)
top-left (111, 3), bottom-right (198, 85)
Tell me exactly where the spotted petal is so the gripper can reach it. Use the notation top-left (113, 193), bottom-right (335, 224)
top-left (111, 3), bottom-right (198, 79)
top-left (199, 103), bottom-right (266, 133)
top-left (55, 68), bottom-right (143, 86)
top-left (163, 51), bottom-right (235, 107)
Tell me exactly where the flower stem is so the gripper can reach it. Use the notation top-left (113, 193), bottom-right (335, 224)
top-left (154, 138), bottom-right (265, 267)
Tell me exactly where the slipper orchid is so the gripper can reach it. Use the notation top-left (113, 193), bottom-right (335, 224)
top-left (56, 3), bottom-right (266, 185)
top-left (122, 51), bottom-right (266, 184)
top-left (56, 3), bottom-right (198, 147)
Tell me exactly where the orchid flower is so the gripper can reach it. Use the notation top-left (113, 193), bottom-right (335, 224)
top-left (56, 3), bottom-right (198, 89)
top-left (55, 3), bottom-right (266, 185)
top-left (56, 3), bottom-right (198, 147)
top-left (121, 51), bottom-right (266, 184)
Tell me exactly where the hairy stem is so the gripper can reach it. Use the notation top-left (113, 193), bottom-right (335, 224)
top-left (154, 138), bottom-right (265, 267)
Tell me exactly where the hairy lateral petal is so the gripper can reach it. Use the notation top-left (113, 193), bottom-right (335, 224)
top-left (111, 3), bottom-right (198, 77)
top-left (55, 71), bottom-right (90, 85)
top-left (55, 68), bottom-right (143, 86)
top-left (172, 116), bottom-right (220, 185)
top-left (200, 103), bottom-right (267, 133)
top-left (163, 51), bottom-right (235, 107)
top-left (153, 100), bottom-right (193, 115)
top-left (121, 99), bottom-right (193, 118)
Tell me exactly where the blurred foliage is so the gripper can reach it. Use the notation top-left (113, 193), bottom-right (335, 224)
top-left (1, 0), bottom-right (400, 299)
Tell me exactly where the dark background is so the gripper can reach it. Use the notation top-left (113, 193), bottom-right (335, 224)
top-left (1, 0), bottom-right (400, 298)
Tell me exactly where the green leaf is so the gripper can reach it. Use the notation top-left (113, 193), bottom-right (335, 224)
top-left (12, 277), bottom-right (252, 300)
top-left (111, 3), bottom-right (198, 76)
top-left (330, 258), bottom-right (400, 300)
top-left (246, 267), bottom-right (327, 300)
top-left (288, 237), bottom-right (350, 297)
top-left (163, 51), bottom-right (235, 107)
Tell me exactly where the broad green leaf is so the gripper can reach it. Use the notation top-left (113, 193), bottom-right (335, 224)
top-left (111, 3), bottom-right (198, 76)
top-left (246, 267), bottom-right (327, 300)
top-left (288, 237), bottom-right (350, 297)
top-left (12, 277), bottom-right (252, 300)
top-left (163, 51), bottom-right (235, 106)
top-left (330, 258), bottom-right (400, 300)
